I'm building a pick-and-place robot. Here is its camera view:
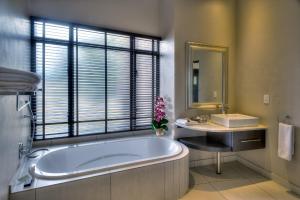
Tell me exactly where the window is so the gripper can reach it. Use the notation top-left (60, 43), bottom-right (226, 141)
top-left (31, 17), bottom-right (160, 140)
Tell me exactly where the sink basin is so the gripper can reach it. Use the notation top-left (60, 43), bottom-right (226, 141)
top-left (211, 114), bottom-right (259, 128)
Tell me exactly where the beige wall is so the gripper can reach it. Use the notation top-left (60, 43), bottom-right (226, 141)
top-left (173, 0), bottom-right (236, 137)
top-left (28, 0), bottom-right (161, 37)
top-left (0, 0), bottom-right (31, 200)
top-left (159, 0), bottom-right (176, 130)
top-left (236, 0), bottom-right (300, 189)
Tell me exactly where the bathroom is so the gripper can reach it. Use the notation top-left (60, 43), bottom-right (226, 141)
top-left (1, 0), bottom-right (300, 200)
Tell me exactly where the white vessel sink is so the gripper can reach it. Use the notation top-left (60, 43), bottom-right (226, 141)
top-left (211, 114), bottom-right (259, 128)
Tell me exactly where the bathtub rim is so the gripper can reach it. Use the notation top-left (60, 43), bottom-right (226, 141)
top-left (30, 136), bottom-right (183, 180)
top-left (10, 136), bottom-right (189, 194)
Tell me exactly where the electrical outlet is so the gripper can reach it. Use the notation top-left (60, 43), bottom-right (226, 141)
top-left (213, 91), bottom-right (217, 98)
top-left (263, 94), bottom-right (270, 105)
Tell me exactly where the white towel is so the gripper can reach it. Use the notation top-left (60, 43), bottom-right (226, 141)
top-left (176, 118), bottom-right (198, 126)
top-left (0, 74), bottom-right (39, 83)
top-left (0, 67), bottom-right (40, 82)
top-left (278, 122), bottom-right (294, 161)
top-left (0, 66), bottom-right (40, 93)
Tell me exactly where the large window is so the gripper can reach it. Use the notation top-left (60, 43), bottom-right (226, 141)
top-left (31, 17), bottom-right (160, 140)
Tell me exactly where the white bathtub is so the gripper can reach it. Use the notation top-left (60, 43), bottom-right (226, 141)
top-left (30, 137), bottom-right (183, 180)
top-left (11, 136), bottom-right (189, 200)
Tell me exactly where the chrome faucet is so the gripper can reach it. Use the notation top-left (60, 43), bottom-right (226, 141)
top-left (221, 105), bottom-right (226, 114)
top-left (219, 104), bottom-right (229, 114)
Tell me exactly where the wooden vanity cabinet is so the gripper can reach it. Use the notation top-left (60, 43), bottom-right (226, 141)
top-left (180, 129), bottom-right (266, 153)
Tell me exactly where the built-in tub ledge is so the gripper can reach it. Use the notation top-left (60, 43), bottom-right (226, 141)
top-left (10, 136), bottom-right (189, 200)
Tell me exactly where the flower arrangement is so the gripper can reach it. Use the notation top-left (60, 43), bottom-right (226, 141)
top-left (152, 97), bottom-right (168, 136)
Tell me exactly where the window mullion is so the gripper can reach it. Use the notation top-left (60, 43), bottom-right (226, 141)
top-left (152, 39), bottom-right (155, 119)
top-left (30, 19), bottom-right (37, 140)
top-left (130, 36), bottom-right (136, 130)
top-left (105, 32), bottom-right (108, 133)
top-left (75, 27), bottom-right (79, 136)
top-left (156, 42), bottom-right (160, 97)
top-left (42, 22), bottom-right (46, 140)
top-left (130, 36), bottom-right (133, 130)
top-left (68, 24), bottom-right (75, 137)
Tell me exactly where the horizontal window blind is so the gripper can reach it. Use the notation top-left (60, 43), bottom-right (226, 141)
top-left (31, 17), bottom-right (160, 140)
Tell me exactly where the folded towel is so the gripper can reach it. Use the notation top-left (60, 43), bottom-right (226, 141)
top-left (0, 66), bottom-right (39, 78)
top-left (0, 87), bottom-right (37, 91)
top-left (176, 118), bottom-right (198, 126)
top-left (0, 73), bottom-right (40, 84)
top-left (278, 122), bottom-right (294, 161)
top-left (0, 66), bottom-right (40, 93)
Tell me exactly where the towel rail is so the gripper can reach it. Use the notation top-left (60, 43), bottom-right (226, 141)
top-left (16, 92), bottom-right (32, 112)
top-left (15, 90), bottom-right (40, 122)
top-left (15, 90), bottom-right (40, 159)
top-left (278, 115), bottom-right (292, 125)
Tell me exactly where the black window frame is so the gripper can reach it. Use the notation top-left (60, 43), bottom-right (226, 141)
top-left (30, 16), bottom-right (161, 140)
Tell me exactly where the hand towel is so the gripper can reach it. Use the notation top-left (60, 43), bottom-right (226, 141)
top-left (176, 118), bottom-right (198, 126)
top-left (278, 122), bottom-right (294, 161)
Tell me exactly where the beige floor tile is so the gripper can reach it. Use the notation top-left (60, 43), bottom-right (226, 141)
top-left (180, 184), bottom-right (226, 200)
top-left (211, 179), bottom-right (274, 200)
top-left (183, 162), bottom-right (300, 200)
top-left (189, 168), bottom-right (210, 186)
top-left (193, 164), bottom-right (246, 183)
top-left (229, 162), bottom-right (269, 183)
top-left (247, 175), bottom-right (270, 185)
top-left (256, 181), bottom-right (300, 200)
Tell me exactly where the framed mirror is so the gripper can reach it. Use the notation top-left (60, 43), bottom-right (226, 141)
top-left (186, 42), bottom-right (228, 110)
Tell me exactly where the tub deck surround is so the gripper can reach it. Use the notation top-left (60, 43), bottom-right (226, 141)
top-left (10, 136), bottom-right (189, 200)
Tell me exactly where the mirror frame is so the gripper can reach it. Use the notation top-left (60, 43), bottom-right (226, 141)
top-left (186, 42), bottom-right (228, 110)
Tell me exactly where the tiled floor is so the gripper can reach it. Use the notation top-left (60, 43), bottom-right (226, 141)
top-left (181, 162), bottom-right (300, 200)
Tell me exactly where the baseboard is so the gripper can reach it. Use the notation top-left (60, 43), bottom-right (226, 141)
top-left (237, 156), bottom-right (272, 178)
top-left (271, 172), bottom-right (300, 195)
top-left (190, 154), bottom-right (237, 168)
top-left (237, 156), bottom-right (300, 195)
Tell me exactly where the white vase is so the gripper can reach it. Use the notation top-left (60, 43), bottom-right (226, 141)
top-left (155, 128), bottom-right (165, 136)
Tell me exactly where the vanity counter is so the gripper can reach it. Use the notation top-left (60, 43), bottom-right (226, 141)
top-left (175, 121), bottom-right (267, 133)
top-left (177, 121), bottom-right (267, 174)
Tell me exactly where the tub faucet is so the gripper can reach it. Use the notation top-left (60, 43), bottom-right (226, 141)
top-left (19, 143), bottom-right (48, 159)
top-left (18, 101), bottom-right (48, 159)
